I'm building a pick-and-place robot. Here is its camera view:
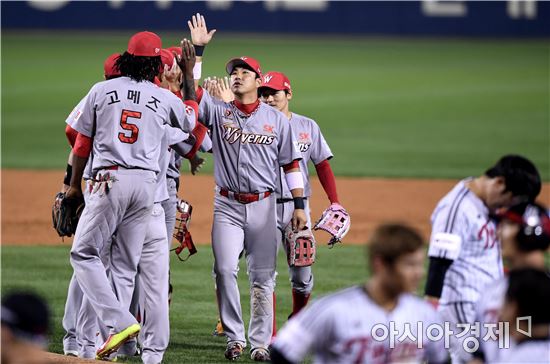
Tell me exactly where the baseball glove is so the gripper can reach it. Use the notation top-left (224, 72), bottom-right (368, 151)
top-left (172, 199), bottom-right (197, 261)
top-left (284, 224), bottom-right (316, 267)
top-left (314, 203), bottom-right (351, 247)
top-left (52, 192), bottom-right (85, 238)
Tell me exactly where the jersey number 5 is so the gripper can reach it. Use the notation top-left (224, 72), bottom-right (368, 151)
top-left (118, 109), bottom-right (142, 144)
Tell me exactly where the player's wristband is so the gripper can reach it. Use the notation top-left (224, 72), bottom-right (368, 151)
top-left (293, 197), bottom-right (305, 210)
top-left (194, 45), bottom-right (205, 57)
top-left (63, 164), bottom-right (72, 186)
top-left (193, 62), bottom-right (202, 80)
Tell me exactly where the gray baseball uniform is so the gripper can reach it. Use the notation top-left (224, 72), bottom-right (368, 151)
top-left (273, 286), bottom-right (448, 364)
top-left (69, 76), bottom-right (194, 337)
top-left (275, 112), bottom-right (333, 295)
top-left (428, 179), bottom-right (503, 363)
top-left (62, 94), bottom-right (100, 356)
top-left (137, 124), bottom-right (191, 364)
top-left (199, 89), bottom-right (300, 350)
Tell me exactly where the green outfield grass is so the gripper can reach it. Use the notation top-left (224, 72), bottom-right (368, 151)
top-left (1, 244), bottom-right (368, 363)
top-left (2, 32), bottom-right (548, 179)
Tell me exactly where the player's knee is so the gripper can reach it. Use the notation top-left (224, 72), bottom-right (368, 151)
top-left (214, 265), bottom-right (239, 279)
top-left (249, 270), bottom-right (275, 291)
top-left (290, 272), bottom-right (314, 293)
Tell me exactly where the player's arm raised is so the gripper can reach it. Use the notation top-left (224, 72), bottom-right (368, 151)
top-left (188, 12), bottom-right (216, 89)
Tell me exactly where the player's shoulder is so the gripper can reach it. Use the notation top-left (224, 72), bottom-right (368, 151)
top-left (433, 179), bottom-right (475, 213)
top-left (399, 294), bottom-right (439, 318)
top-left (311, 286), bottom-right (366, 309)
top-left (291, 112), bottom-right (321, 129)
top-left (200, 88), bottom-right (229, 108)
top-left (259, 102), bottom-right (286, 118)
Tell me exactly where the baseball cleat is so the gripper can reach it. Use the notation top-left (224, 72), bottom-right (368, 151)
top-left (96, 324), bottom-right (140, 360)
top-left (212, 318), bottom-right (226, 337)
top-left (64, 350), bottom-right (79, 357)
top-left (224, 342), bottom-right (244, 360)
top-left (250, 347), bottom-right (271, 362)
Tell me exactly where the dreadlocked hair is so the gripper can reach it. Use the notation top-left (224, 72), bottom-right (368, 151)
top-left (116, 52), bottom-right (161, 82)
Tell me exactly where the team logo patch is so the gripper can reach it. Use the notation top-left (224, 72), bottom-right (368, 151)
top-left (73, 109), bottom-right (82, 121)
top-left (223, 109), bottom-right (234, 120)
top-left (223, 125), bottom-right (274, 145)
top-left (263, 124), bottom-right (274, 133)
top-left (264, 75), bottom-right (273, 84)
top-left (299, 132), bottom-right (310, 141)
top-left (184, 105), bottom-right (194, 115)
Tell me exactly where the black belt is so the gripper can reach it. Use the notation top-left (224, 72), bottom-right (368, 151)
top-left (277, 197), bottom-right (307, 204)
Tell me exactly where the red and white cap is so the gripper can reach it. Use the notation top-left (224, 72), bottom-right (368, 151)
top-left (127, 31), bottom-right (162, 57)
top-left (225, 56), bottom-right (262, 78)
top-left (103, 53), bottom-right (121, 78)
top-left (160, 49), bottom-right (175, 69)
top-left (260, 71), bottom-right (292, 92)
top-left (167, 46), bottom-right (182, 58)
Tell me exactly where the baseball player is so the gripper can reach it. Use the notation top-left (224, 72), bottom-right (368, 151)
top-left (259, 71), bottom-right (345, 320)
top-left (495, 268), bottom-right (550, 362)
top-left (424, 155), bottom-right (541, 363)
top-left (271, 223), bottom-right (448, 364)
top-left (64, 32), bottom-right (198, 360)
top-left (1, 292), bottom-right (51, 364)
top-left (195, 48), bottom-right (307, 359)
top-left (61, 52), bottom-right (121, 357)
top-left (471, 201), bottom-right (550, 363)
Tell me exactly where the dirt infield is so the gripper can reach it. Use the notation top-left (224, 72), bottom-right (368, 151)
top-left (2, 169), bottom-right (549, 246)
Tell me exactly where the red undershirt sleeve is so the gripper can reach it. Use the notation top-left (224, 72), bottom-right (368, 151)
top-left (315, 159), bottom-right (339, 204)
top-left (73, 133), bottom-right (93, 158)
top-left (65, 125), bottom-right (78, 147)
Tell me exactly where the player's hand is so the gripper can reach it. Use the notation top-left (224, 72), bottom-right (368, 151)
top-left (179, 38), bottom-right (196, 76)
top-left (216, 76), bottom-right (235, 103)
top-left (189, 155), bottom-right (205, 175)
top-left (65, 186), bottom-right (83, 200)
top-left (163, 62), bottom-right (181, 83)
top-left (188, 13), bottom-right (216, 46)
top-left (291, 209), bottom-right (307, 232)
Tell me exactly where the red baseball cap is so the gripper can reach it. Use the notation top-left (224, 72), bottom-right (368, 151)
top-left (260, 71), bottom-right (291, 92)
top-left (160, 49), bottom-right (175, 69)
top-left (103, 53), bottom-right (121, 78)
top-left (226, 56), bottom-right (262, 78)
top-left (127, 31), bottom-right (162, 57)
top-left (168, 46), bottom-right (182, 58)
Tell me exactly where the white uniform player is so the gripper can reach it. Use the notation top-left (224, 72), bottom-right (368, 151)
top-left (196, 55), bottom-right (306, 361)
top-left (259, 71), bottom-right (344, 320)
top-left (424, 155), bottom-right (541, 363)
top-left (271, 224), bottom-right (448, 364)
top-left (65, 32), bottom-right (196, 360)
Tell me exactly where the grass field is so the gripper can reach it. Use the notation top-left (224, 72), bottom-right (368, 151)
top-left (2, 32), bottom-right (549, 179)
top-left (1, 244), bottom-right (368, 363)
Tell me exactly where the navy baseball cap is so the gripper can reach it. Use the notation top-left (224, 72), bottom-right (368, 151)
top-left (1, 292), bottom-right (50, 347)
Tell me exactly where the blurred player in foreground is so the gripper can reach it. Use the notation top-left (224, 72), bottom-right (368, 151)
top-left (471, 201), bottom-right (550, 363)
top-left (424, 155), bottom-right (541, 363)
top-left (271, 223), bottom-right (448, 364)
top-left (496, 268), bottom-right (550, 362)
top-left (1, 292), bottom-right (51, 364)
